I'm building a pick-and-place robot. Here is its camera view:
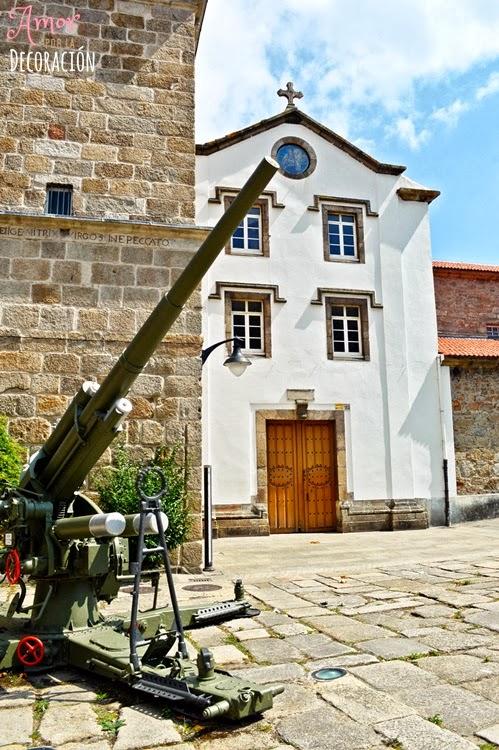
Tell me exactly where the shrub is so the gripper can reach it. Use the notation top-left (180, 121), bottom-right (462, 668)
top-left (95, 444), bottom-right (190, 552)
top-left (0, 416), bottom-right (24, 490)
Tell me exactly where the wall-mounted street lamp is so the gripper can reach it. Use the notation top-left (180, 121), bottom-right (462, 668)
top-left (200, 337), bottom-right (251, 571)
top-left (201, 337), bottom-right (252, 377)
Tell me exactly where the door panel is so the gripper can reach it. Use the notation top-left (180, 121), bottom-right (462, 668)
top-left (302, 421), bottom-right (336, 531)
top-left (267, 420), bottom-right (337, 533)
top-left (267, 421), bottom-right (298, 533)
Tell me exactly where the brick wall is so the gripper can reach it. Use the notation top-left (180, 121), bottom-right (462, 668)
top-left (434, 268), bottom-right (499, 336)
top-left (450, 364), bottom-right (499, 495)
top-left (0, 0), bottom-right (197, 222)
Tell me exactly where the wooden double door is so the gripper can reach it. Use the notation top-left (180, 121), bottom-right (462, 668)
top-left (266, 420), bottom-right (337, 533)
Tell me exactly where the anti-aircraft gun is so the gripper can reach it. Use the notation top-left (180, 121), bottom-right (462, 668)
top-left (0, 157), bottom-right (283, 721)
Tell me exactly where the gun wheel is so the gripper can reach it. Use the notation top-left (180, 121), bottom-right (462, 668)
top-left (5, 549), bottom-right (21, 585)
top-left (16, 635), bottom-right (45, 667)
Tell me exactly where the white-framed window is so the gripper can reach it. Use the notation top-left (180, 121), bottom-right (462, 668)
top-left (487, 324), bottom-right (499, 339)
top-left (231, 206), bottom-right (262, 254)
top-left (327, 213), bottom-right (357, 258)
top-left (231, 298), bottom-right (264, 353)
top-left (331, 304), bottom-right (363, 357)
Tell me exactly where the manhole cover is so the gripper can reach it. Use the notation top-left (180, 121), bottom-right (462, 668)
top-left (182, 583), bottom-right (223, 592)
top-left (122, 585), bottom-right (152, 594)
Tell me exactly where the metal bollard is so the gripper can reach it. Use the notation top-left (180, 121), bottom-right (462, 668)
top-left (203, 465), bottom-right (213, 571)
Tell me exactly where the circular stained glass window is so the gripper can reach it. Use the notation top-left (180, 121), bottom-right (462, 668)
top-left (276, 144), bottom-right (310, 175)
top-left (271, 137), bottom-right (317, 179)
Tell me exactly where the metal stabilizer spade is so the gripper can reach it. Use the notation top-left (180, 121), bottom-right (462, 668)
top-left (132, 647), bottom-right (284, 721)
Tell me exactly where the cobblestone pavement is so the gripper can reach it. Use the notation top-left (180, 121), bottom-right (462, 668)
top-left (1, 546), bottom-right (499, 748)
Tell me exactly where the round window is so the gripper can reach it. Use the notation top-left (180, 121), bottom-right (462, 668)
top-left (271, 137), bottom-right (316, 179)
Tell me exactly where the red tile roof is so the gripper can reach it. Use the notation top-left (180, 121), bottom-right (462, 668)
top-left (433, 260), bottom-right (499, 273)
top-left (439, 337), bottom-right (499, 358)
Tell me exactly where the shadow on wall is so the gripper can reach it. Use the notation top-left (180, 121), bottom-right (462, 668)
top-left (399, 361), bottom-right (443, 499)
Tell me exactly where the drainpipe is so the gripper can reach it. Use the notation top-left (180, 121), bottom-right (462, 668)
top-left (436, 355), bottom-right (450, 526)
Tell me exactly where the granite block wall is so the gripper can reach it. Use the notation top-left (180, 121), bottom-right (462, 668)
top-left (0, 0), bottom-right (205, 569)
top-left (0, 216), bottom-right (205, 568)
top-left (451, 364), bottom-right (499, 495)
top-left (0, 0), bottom-right (197, 222)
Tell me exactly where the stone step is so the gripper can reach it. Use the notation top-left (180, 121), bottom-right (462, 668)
top-left (214, 517), bottom-right (270, 538)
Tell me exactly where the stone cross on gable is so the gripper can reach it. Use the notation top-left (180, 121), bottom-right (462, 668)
top-left (277, 82), bottom-right (303, 109)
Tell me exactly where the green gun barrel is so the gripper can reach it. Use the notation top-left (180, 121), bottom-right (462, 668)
top-left (53, 512), bottom-right (126, 540)
top-left (24, 156), bottom-right (278, 503)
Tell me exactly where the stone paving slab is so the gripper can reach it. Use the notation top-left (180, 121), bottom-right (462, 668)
top-left (373, 714), bottom-right (479, 749)
top-left (318, 673), bottom-right (416, 724)
top-left (210, 644), bottom-right (247, 664)
top-left (473, 600), bottom-right (499, 612)
top-left (242, 637), bottom-right (303, 664)
top-left (416, 626), bottom-right (493, 652)
top-left (0, 688), bottom-right (35, 708)
top-left (403, 620), bottom-right (474, 635)
top-left (256, 612), bottom-right (292, 627)
top-left (308, 652), bottom-right (380, 669)
top-left (358, 636), bottom-right (434, 659)
top-left (476, 722), bottom-right (499, 745)
top-left (285, 605), bottom-right (331, 618)
top-left (272, 622), bottom-right (311, 636)
top-left (265, 683), bottom-right (323, 719)
top-left (235, 627), bottom-right (270, 641)
top-left (277, 706), bottom-right (384, 750)
top-left (0, 706), bottom-right (33, 746)
top-left (423, 590), bottom-right (493, 607)
top-left (464, 608), bottom-right (499, 631)
top-left (40, 680), bottom-right (98, 702)
top-left (59, 743), bottom-right (110, 750)
top-left (114, 705), bottom-right (181, 750)
top-left (350, 659), bottom-right (442, 693)
top-left (305, 613), bottom-right (396, 643)
top-left (303, 654), bottom-right (379, 673)
top-left (341, 596), bottom-right (424, 615)
top-left (411, 603), bottom-right (456, 618)
top-left (224, 617), bottom-right (264, 631)
top-left (233, 662), bottom-right (305, 683)
top-left (364, 589), bottom-right (409, 599)
top-left (285, 632), bottom-right (354, 659)
top-left (462, 674), bottom-right (499, 701)
top-left (198, 727), bottom-right (281, 749)
top-left (357, 610), bottom-right (437, 631)
top-left (466, 647), bottom-right (499, 663)
top-left (39, 700), bottom-right (100, 745)
top-left (188, 625), bottom-right (227, 647)
top-left (396, 683), bottom-right (499, 735)
top-left (416, 653), bottom-right (499, 683)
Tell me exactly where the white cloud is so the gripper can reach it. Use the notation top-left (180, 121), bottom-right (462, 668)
top-left (391, 117), bottom-right (430, 150)
top-left (196, 0), bottom-right (499, 148)
top-left (431, 99), bottom-right (470, 127)
top-left (475, 71), bottom-right (499, 100)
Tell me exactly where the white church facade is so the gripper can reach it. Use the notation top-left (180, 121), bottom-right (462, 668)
top-left (196, 88), bottom-right (455, 536)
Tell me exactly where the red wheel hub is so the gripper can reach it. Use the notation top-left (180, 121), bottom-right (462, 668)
top-left (16, 635), bottom-right (45, 667)
top-left (5, 549), bottom-right (21, 584)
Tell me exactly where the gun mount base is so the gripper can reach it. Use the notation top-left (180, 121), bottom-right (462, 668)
top-left (0, 593), bottom-right (281, 722)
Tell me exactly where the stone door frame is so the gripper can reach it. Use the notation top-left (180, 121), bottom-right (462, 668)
top-left (254, 408), bottom-right (348, 530)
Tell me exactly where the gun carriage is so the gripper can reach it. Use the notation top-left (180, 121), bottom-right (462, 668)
top-left (0, 158), bottom-right (283, 721)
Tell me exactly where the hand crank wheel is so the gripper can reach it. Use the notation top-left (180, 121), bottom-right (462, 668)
top-left (16, 635), bottom-right (45, 668)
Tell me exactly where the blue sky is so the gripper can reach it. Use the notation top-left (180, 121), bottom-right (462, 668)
top-left (196, 0), bottom-right (499, 265)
